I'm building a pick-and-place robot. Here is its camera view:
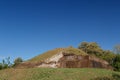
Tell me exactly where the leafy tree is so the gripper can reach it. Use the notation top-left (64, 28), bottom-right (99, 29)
top-left (2, 57), bottom-right (12, 69)
top-left (6, 57), bottom-right (11, 66)
top-left (111, 44), bottom-right (120, 71)
top-left (100, 50), bottom-right (115, 65)
top-left (14, 57), bottom-right (23, 66)
top-left (112, 54), bottom-right (120, 71)
top-left (0, 63), bottom-right (3, 70)
top-left (0, 57), bottom-right (12, 70)
top-left (78, 42), bottom-right (116, 67)
top-left (114, 44), bottom-right (120, 54)
top-left (78, 42), bottom-right (103, 56)
top-left (2, 59), bottom-right (8, 69)
top-left (78, 42), bottom-right (88, 53)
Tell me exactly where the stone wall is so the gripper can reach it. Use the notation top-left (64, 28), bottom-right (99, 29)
top-left (58, 53), bottom-right (112, 69)
top-left (16, 52), bottom-right (112, 69)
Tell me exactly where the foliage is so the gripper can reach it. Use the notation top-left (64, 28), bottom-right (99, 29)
top-left (0, 57), bottom-right (12, 70)
top-left (78, 42), bottom-right (118, 71)
top-left (100, 50), bottom-right (115, 65)
top-left (111, 44), bottom-right (120, 71)
top-left (13, 57), bottom-right (23, 66)
top-left (0, 63), bottom-right (2, 70)
top-left (112, 54), bottom-right (120, 71)
top-left (78, 42), bottom-right (103, 56)
top-left (78, 42), bottom-right (115, 62)
top-left (28, 47), bottom-right (87, 63)
top-left (114, 44), bottom-right (120, 54)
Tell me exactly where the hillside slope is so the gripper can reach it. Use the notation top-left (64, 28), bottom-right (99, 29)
top-left (0, 47), bottom-right (119, 80)
top-left (0, 68), bottom-right (120, 80)
top-left (28, 47), bottom-right (87, 63)
top-left (16, 47), bottom-right (112, 69)
top-left (14, 47), bottom-right (87, 68)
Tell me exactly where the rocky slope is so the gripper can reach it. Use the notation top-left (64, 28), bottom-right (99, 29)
top-left (15, 47), bottom-right (112, 69)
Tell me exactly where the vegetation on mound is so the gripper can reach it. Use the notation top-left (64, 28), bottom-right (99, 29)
top-left (0, 42), bottom-right (120, 80)
top-left (14, 42), bottom-right (120, 71)
top-left (78, 42), bottom-right (116, 64)
top-left (0, 68), bottom-right (120, 80)
top-left (0, 57), bottom-right (12, 70)
top-left (1, 41), bottom-right (120, 72)
top-left (78, 42), bottom-right (120, 71)
top-left (28, 47), bottom-right (87, 63)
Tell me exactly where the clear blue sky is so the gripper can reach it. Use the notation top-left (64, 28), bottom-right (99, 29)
top-left (0, 0), bottom-right (120, 62)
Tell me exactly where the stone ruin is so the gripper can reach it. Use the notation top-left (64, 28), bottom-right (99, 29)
top-left (38, 52), bottom-right (112, 69)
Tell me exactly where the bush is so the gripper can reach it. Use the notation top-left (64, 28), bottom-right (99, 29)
top-left (0, 63), bottom-right (2, 70)
top-left (14, 57), bottom-right (23, 66)
top-left (0, 57), bottom-right (12, 70)
top-left (112, 54), bottom-right (120, 71)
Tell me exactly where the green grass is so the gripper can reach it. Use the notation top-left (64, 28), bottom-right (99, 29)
top-left (28, 47), bottom-right (87, 63)
top-left (1, 48), bottom-right (119, 80)
top-left (0, 68), bottom-right (120, 80)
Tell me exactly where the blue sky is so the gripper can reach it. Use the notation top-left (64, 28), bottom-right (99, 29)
top-left (0, 0), bottom-right (120, 62)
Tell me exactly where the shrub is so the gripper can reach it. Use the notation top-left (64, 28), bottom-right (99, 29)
top-left (14, 57), bottom-right (23, 66)
top-left (0, 63), bottom-right (2, 70)
top-left (112, 54), bottom-right (120, 71)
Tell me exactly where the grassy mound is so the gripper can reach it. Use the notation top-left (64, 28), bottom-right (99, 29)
top-left (28, 47), bottom-right (87, 63)
top-left (0, 68), bottom-right (120, 80)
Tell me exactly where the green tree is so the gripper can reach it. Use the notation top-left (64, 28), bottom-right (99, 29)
top-left (2, 57), bottom-right (11, 69)
top-left (78, 42), bottom-right (103, 56)
top-left (2, 59), bottom-right (8, 69)
top-left (0, 57), bottom-right (12, 70)
top-left (100, 50), bottom-right (115, 65)
top-left (0, 63), bottom-right (3, 70)
top-left (111, 44), bottom-right (120, 71)
top-left (78, 42), bottom-right (116, 66)
top-left (114, 44), bottom-right (120, 54)
top-left (14, 57), bottom-right (23, 66)
top-left (6, 57), bottom-right (11, 66)
top-left (78, 42), bottom-right (88, 53)
top-left (112, 54), bottom-right (120, 71)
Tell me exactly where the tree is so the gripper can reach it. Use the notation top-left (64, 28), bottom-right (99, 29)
top-left (78, 42), bottom-right (88, 53)
top-left (78, 42), bottom-right (116, 66)
top-left (112, 54), bottom-right (120, 71)
top-left (2, 59), bottom-right (8, 69)
top-left (0, 63), bottom-right (3, 70)
top-left (111, 44), bottom-right (120, 71)
top-left (78, 42), bottom-right (103, 56)
top-left (14, 57), bottom-right (23, 66)
top-left (114, 44), bottom-right (120, 54)
top-left (0, 57), bottom-right (12, 70)
top-left (100, 50), bottom-right (115, 65)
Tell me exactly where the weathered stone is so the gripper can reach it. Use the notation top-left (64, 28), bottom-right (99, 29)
top-left (16, 51), bottom-right (112, 70)
top-left (37, 52), bottom-right (112, 70)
